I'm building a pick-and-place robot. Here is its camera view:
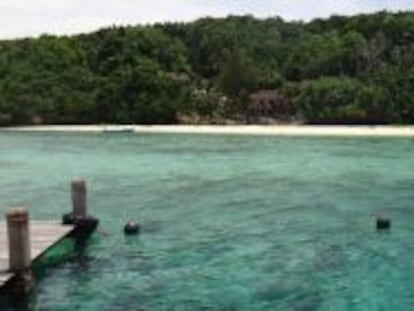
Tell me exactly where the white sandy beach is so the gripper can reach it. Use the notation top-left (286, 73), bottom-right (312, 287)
top-left (2, 125), bottom-right (414, 137)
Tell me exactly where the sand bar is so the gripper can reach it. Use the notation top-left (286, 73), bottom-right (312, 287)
top-left (2, 125), bottom-right (414, 137)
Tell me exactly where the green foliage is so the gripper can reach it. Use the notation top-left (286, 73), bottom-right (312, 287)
top-left (217, 50), bottom-right (259, 96)
top-left (291, 77), bottom-right (388, 124)
top-left (216, 49), bottom-right (261, 117)
top-left (0, 11), bottom-right (414, 125)
top-left (0, 26), bottom-right (191, 125)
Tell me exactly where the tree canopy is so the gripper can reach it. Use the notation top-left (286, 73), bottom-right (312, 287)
top-left (0, 11), bottom-right (413, 125)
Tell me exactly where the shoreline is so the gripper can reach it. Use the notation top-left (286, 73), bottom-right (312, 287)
top-left (2, 125), bottom-right (414, 137)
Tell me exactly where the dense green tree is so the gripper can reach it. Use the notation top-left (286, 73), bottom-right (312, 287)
top-left (0, 11), bottom-right (414, 125)
top-left (291, 77), bottom-right (388, 124)
top-left (217, 50), bottom-right (258, 97)
top-left (217, 49), bottom-right (259, 118)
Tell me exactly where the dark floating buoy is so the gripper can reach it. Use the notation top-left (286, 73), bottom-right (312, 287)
top-left (376, 216), bottom-right (391, 231)
top-left (124, 221), bottom-right (140, 235)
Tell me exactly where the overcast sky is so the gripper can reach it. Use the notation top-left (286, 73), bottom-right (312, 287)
top-left (0, 0), bottom-right (413, 39)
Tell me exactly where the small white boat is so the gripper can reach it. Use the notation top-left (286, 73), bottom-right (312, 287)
top-left (102, 126), bottom-right (134, 133)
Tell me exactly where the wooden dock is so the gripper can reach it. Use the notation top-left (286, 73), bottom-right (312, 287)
top-left (0, 221), bottom-right (74, 287)
top-left (0, 179), bottom-right (98, 293)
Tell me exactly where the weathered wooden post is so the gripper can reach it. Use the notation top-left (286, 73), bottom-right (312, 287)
top-left (71, 179), bottom-right (87, 219)
top-left (7, 208), bottom-right (31, 272)
top-left (63, 179), bottom-right (99, 240)
top-left (6, 207), bottom-right (33, 293)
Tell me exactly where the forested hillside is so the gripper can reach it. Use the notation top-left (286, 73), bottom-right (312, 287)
top-left (0, 11), bottom-right (413, 125)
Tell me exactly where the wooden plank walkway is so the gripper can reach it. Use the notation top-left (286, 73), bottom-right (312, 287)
top-left (0, 221), bottom-right (73, 287)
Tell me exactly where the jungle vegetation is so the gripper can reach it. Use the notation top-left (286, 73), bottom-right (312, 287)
top-left (0, 11), bottom-right (413, 125)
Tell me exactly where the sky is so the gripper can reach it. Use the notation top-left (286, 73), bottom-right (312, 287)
top-left (0, 0), bottom-right (413, 39)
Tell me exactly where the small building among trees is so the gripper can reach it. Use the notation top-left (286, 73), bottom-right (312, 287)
top-left (248, 90), bottom-right (294, 123)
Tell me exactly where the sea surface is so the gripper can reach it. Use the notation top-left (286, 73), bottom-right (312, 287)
top-left (0, 132), bottom-right (414, 311)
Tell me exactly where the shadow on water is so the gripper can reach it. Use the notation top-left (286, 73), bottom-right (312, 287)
top-left (0, 237), bottom-right (96, 311)
top-left (0, 291), bottom-right (37, 311)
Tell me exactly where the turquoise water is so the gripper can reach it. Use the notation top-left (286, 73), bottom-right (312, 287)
top-left (1, 132), bottom-right (414, 310)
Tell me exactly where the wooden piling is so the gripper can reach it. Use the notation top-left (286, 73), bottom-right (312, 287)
top-left (6, 208), bottom-right (31, 272)
top-left (71, 179), bottom-right (87, 218)
top-left (6, 207), bottom-right (33, 293)
top-left (65, 179), bottom-right (99, 239)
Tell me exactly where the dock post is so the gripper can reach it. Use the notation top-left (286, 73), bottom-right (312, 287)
top-left (6, 207), bottom-right (33, 293)
top-left (71, 179), bottom-right (87, 219)
top-left (63, 179), bottom-right (99, 240)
